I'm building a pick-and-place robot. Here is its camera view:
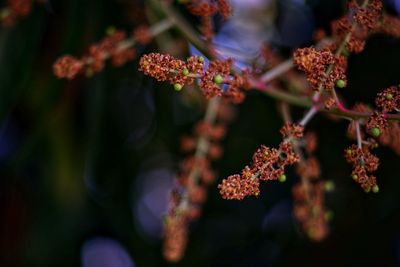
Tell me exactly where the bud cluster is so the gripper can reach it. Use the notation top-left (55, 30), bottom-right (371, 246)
top-left (139, 53), bottom-right (250, 103)
top-left (0, 0), bottom-right (32, 26)
top-left (163, 100), bottom-right (235, 262)
top-left (184, 0), bottom-right (232, 40)
top-left (344, 144), bottom-right (380, 192)
top-left (218, 124), bottom-right (304, 200)
top-left (292, 181), bottom-right (329, 241)
top-left (53, 26), bottom-right (153, 79)
top-left (293, 48), bottom-right (347, 92)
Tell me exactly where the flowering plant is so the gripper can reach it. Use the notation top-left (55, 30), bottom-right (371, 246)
top-left (51, 0), bottom-right (400, 263)
top-left (2, 0), bottom-right (400, 265)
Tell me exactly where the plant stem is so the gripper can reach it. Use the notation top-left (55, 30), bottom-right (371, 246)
top-left (180, 97), bottom-right (220, 206)
top-left (299, 106), bottom-right (319, 126)
top-left (259, 59), bottom-right (294, 83)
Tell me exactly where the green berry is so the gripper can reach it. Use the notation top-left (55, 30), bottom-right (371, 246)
top-left (163, 216), bottom-right (170, 225)
top-left (106, 26), bottom-right (116, 36)
top-left (364, 187), bottom-right (371, 193)
top-left (278, 174), bottom-right (287, 183)
top-left (324, 211), bottom-right (334, 221)
top-left (199, 56), bottom-right (204, 62)
top-left (352, 174), bottom-right (358, 180)
top-left (336, 79), bottom-right (346, 88)
top-left (346, 149), bottom-right (353, 155)
top-left (324, 181), bottom-right (335, 192)
top-left (370, 127), bottom-right (381, 137)
top-left (372, 185), bottom-right (379, 193)
top-left (0, 9), bottom-right (10, 20)
top-left (174, 83), bottom-right (183, 91)
top-left (214, 74), bottom-right (223, 84)
top-left (385, 93), bottom-right (393, 100)
top-left (85, 68), bottom-right (94, 77)
top-left (341, 48), bottom-right (351, 57)
top-left (182, 68), bottom-right (189, 76)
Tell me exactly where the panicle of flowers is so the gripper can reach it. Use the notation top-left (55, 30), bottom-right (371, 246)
top-left (378, 121), bottom-right (400, 155)
top-left (139, 53), bottom-right (202, 86)
top-left (183, 0), bottom-right (232, 41)
top-left (53, 25), bottom-right (155, 79)
top-left (344, 142), bottom-right (380, 192)
top-left (375, 85), bottom-right (400, 113)
top-left (163, 206), bottom-right (188, 263)
top-left (292, 181), bottom-right (329, 241)
top-left (163, 100), bottom-right (234, 262)
top-left (260, 44), bottom-right (282, 69)
top-left (365, 111), bottom-right (387, 138)
top-left (378, 14), bottom-right (400, 38)
top-left (0, 0), bottom-right (32, 27)
top-left (200, 58), bottom-right (250, 102)
top-left (218, 123), bottom-right (303, 200)
top-left (292, 131), bottom-right (331, 241)
top-left (216, 0), bottom-right (232, 19)
top-left (365, 84), bottom-right (400, 154)
top-left (293, 47), bottom-right (347, 92)
top-left (330, 0), bottom-right (383, 54)
top-left (139, 53), bottom-right (250, 103)
top-left (295, 132), bottom-right (321, 181)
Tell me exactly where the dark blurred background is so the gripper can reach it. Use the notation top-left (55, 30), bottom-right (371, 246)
top-left (0, 0), bottom-right (400, 266)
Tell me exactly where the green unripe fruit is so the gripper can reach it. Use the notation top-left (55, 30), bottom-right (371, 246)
top-left (106, 26), bottom-right (116, 36)
top-left (278, 174), bottom-right (287, 182)
top-left (182, 68), bottom-right (189, 76)
top-left (174, 84), bottom-right (183, 91)
top-left (324, 211), bottom-right (334, 221)
top-left (199, 56), bottom-right (204, 62)
top-left (372, 185), bottom-right (379, 193)
top-left (85, 68), bottom-right (94, 77)
top-left (0, 9), bottom-right (10, 20)
top-left (214, 74), bottom-right (223, 84)
top-left (370, 127), bottom-right (381, 137)
top-left (386, 93), bottom-right (393, 100)
top-left (352, 174), bottom-right (358, 180)
top-left (336, 79), bottom-right (346, 88)
top-left (324, 181), bottom-right (335, 192)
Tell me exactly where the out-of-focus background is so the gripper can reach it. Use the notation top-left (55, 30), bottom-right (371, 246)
top-left (0, 0), bottom-right (400, 266)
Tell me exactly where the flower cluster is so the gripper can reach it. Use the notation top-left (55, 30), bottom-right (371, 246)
top-left (296, 156), bottom-right (320, 180)
top-left (292, 181), bottom-right (330, 241)
top-left (163, 100), bottom-right (234, 262)
top-left (280, 123), bottom-right (304, 138)
top-left (139, 53), bottom-right (204, 87)
top-left (365, 85), bottom-right (400, 154)
top-left (365, 112), bottom-right (387, 138)
top-left (139, 53), bottom-right (250, 102)
top-left (293, 48), bottom-right (347, 92)
top-left (378, 121), bottom-right (400, 155)
top-left (290, 130), bottom-right (329, 240)
top-left (218, 124), bottom-right (303, 200)
top-left (0, 0), bottom-right (32, 26)
top-left (375, 85), bottom-right (400, 113)
top-left (185, 0), bottom-right (232, 40)
top-left (200, 58), bottom-right (249, 102)
top-left (379, 15), bottom-right (400, 38)
top-left (347, 103), bottom-right (400, 155)
top-left (330, 0), bottom-right (383, 53)
top-left (163, 209), bottom-right (188, 262)
top-left (344, 143), bottom-right (379, 192)
top-left (53, 26), bottom-right (153, 79)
